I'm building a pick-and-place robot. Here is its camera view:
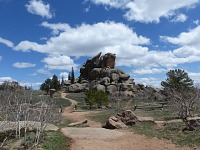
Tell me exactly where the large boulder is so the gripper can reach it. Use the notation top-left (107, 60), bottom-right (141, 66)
top-left (118, 110), bottom-right (138, 125)
top-left (103, 110), bottom-right (138, 129)
top-left (120, 83), bottom-right (134, 91)
top-left (119, 73), bottom-right (130, 81)
top-left (106, 85), bottom-right (117, 94)
top-left (89, 68), bottom-right (102, 80)
top-left (101, 53), bottom-right (116, 69)
top-left (103, 116), bottom-right (126, 129)
top-left (100, 77), bottom-right (110, 86)
top-left (68, 83), bottom-right (88, 92)
top-left (111, 73), bottom-right (119, 82)
top-left (95, 84), bottom-right (106, 92)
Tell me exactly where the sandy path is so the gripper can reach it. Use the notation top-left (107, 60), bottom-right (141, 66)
top-left (60, 93), bottom-right (195, 150)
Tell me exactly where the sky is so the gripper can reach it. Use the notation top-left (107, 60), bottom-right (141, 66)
top-left (1, 0), bottom-right (200, 89)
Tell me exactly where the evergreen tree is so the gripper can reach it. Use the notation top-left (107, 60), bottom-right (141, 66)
top-left (40, 78), bottom-right (51, 94)
top-left (161, 69), bottom-right (193, 91)
top-left (51, 74), bottom-right (61, 90)
top-left (68, 72), bottom-right (71, 81)
top-left (85, 89), bottom-right (109, 109)
top-left (40, 75), bottom-right (61, 93)
top-left (71, 67), bottom-right (75, 84)
top-left (61, 75), bottom-right (64, 86)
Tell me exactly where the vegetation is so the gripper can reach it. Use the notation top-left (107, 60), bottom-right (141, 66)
top-left (161, 69), bottom-right (200, 130)
top-left (71, 67), bottom-right (75, 84)
top-left (89, 109), bottom-right (115, 125)
top-left (40, 75), bottom-right (61, 93)
top-left (43, 131), bottom-right (71, 150)
top-left (130, 122), bottom-right (200, 147)
top-left (161, 69), bottom-right (193, 91)
top-left (65, 92), bottom-right (87, 110)
top-left (85, 89), bottom-right (109, 109)
top-left (0, 83), bottom-right (67, 149)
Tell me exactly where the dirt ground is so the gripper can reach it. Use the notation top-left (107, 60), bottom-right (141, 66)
top-left (60, 93), bottom-right (195, 150)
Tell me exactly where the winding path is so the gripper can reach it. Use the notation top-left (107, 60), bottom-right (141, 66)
top-left (60, 93), bottom-right (194, 150)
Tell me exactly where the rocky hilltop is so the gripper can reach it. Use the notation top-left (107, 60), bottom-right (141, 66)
top-left (63, 52), bottom-right (164, 100)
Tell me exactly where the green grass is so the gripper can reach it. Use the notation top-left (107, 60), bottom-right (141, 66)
top-left (135, 109), bottom-right (176, 121)
top-left (130, 122), bottom-right (200, 148)
top-left (89, 109), bottom-right (115, 125)
top-left (54, 97), bottom-right (71, 108)
top-left (43, 131), bottom-right (71, 150)
top-left (66, 93), bottom-right (88, 110)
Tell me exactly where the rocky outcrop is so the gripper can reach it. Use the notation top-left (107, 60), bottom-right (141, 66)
top-left (103, 110), bottom-right (138, 129)
top-left (63, 52), bottom-right (165, 100)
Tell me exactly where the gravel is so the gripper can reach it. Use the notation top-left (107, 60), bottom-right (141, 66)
top-left (61, 127), bottom-right (124, 139)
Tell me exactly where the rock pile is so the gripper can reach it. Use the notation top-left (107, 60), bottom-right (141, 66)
top-left (103, 110), bottom-right (138, 129)
top-left (63, 52), bottom-right (164, 100)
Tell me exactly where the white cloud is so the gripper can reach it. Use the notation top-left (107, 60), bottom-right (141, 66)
top-left (160, 26), bottom-right (200, 65)
top-left (41, 21), bottom-right (70, 35)
top-left (193, 19), bottom-right (199, 25)
top-left (13, 62), bottom-right (36, 68)
top-left (0, 37), bottom-right (14, 47)
top-left (0, 77), bottom-right (14, 84)
top-left (133, 67), bottom-right (166, 75)
top-left (42, 55), bottom-right (79, 71)
top-left (188, 72), bottom-right (200, 85)
top-left (60, 72), bottom-right (69, 80)
top-left (19, 82), bottom-right (42, 88)
top-left (15, 21), bottom-right (150, 56)
top-left (36, 68), bottom-right (51, 75)
top-left (161, 25), bottom-right (200, 48)
top-left (14, 21), bottom-right (200, 73)
top-left (25, 0), bottom-right (53, 19)
top-left (90, 0), bottom-right (199, 23)
top-left (84, 6), bottom-right (91, 13)
top-left (170, 14), bottom-right (188, 23)
top-left (134, 77), bottom-right (162, 87)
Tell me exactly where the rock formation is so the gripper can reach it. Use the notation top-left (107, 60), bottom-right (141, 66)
top-left (103, 110), bottom-right (138, 129)
top-left (63, 52), bottom-right (165, 100)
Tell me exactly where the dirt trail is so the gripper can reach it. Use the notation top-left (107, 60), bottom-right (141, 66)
top-left (60, 93), bottom-right (194, 150)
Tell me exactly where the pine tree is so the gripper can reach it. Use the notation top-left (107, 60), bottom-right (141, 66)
top-left (161, 69), bottom-right (193, 91)
top-left (71, 67), bottom-right (75, 84)
top-left (51, 74), bottom-right (61, 91)
top-left (68, 72), bottom-right (71, 81)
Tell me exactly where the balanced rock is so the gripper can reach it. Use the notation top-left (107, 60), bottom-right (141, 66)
top-left (103, 110), bottom-right (138, 129)
top-left (103, 116), bottom-right (126, 129)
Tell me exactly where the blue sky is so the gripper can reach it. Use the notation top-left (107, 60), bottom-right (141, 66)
top-left (1, 0), bottom-right (200, 89)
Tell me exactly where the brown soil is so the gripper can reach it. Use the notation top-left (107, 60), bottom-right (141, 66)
top-left (60, 93), bottom-right (196, 150)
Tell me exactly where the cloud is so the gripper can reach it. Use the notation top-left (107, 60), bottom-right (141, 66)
top-left (0, 37), bottom-right (14, 47)
top-left (36, 68), bottom-right (51, 75)
top-left (188, 72), bottom-right (200, 85)
top-left (19, 82), bottom-right (42, 88)
top-left (0, 77), bottom-right (15, 84)
top-left (25, 0), bottom-right (53, 19)
top-left (161, 25), bottom-right (200, 48)
top-left (134, 77), bottom-right (162, 87)
top-left (41, 21), bottom-right (70, 35)
top-left (84, 6), bottom-right (91, 13)
top-left (133, 67), bottom-right (166, 75)
top-left (170, 14), bottom-right (188, 23)
top-left (42, 55), bottom-right (79, 71)
top-left (59, 72), bottom-right (69, 80)
top-left (13, 62), bottom-right (36, 68)
top-left (15, 21), bottom-right (150, 56)
top-left (160, 26), bottom-right (200, 64)
top-left (14, 21), bottom-right (200, 73)
top-left (90, 0), bottom-right (199, 23)
top-left (0, 56), bottom-right (2, 61)
top-left (193, 19), bottom-right (199, 25)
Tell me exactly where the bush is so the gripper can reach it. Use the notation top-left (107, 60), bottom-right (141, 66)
top-left (85, 89), bottom-right (109, 109)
